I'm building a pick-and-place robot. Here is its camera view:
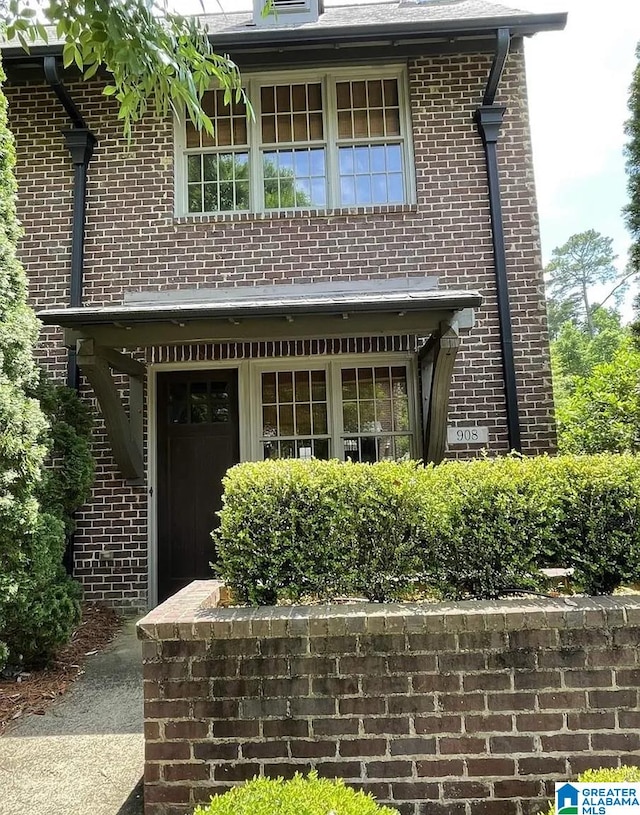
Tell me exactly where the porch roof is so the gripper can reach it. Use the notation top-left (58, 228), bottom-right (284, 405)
top-left (38, 280), bottom-right (482, 348)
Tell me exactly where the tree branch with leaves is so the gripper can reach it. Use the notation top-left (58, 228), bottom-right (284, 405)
top-left (1, 0), bottom-right (246, 138)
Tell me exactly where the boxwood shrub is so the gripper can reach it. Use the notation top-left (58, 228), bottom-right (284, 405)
top-left (193, 772), bottom-right (399, 815)
top-left (213, 454), bottom-right (640, 604)
top-left (545, 766), bottom-right (640, 815)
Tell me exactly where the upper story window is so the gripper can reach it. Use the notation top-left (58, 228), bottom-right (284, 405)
top-left (176, 67), bottom-right (414, 216)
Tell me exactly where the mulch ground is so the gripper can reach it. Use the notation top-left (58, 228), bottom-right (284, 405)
top-left (0, 602), bottom-right (122, 736)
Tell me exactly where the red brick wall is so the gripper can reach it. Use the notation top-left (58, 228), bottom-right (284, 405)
top-left (6, 41), bottom-right (555, 609)
top-left (138, 584), bottom-right (640, 815)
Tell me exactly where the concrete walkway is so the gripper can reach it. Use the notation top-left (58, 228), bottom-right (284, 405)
top-left (0, 617), bottom-right (144, 815)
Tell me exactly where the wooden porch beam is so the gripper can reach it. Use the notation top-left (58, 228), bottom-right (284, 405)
top-left (61, 309), bottom-right (458, 350)
top-left (77, 339), bottom-right (145, 483)
top-left (421, 323), bottom-right (461, 464)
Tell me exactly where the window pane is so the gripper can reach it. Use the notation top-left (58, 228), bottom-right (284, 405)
top-left (341, 368), bottom-right (357, 399)
top-left (353, 108), bottom-right (369, 138)
top-left (262, 372), bottom-right (276, 403)
top-left (279, 403), bottom-right (294, 435)
top-left (338, 144), bottom-right (404, 207)
top-left (233, 117), bottom-right (247, 145)
top-left (388, 174), bottom-right (404, 203)
top-left (277, 114), bottom-right (292, 142)
top-left (337, 110), bottom-right (352, 139)
top-left (307, 83), bottom-right (322, 111)
top-left (263, 441), bottom-right (279, 460)
top-left (368, 80), bottom-right (383, 107)
top-left (394, 435), bottom-right (412, 460)
top-left (280, 440), bottom-right (295, 459)
top-left (276, 85), bottom-right (290, 111)
top-left (203, 183), bottom-right (218, 212)
top-left (377, 399), bottom-right (393, 432)
top-left (336, 82), bottom-right (351, 109)
top-left (262, 115), bottom-right (276, 143)
top-left (343, 401), bottom-right (358, 433)
top-left (278, 371), bottom-right (294, 402)
top-left (393, 397), bottom-right (410, 432)
top-left (210, 383), bottom-right (230, 423)
top-left (292, 84), bottom-right (307, 111)
top-left (312, 403), bottom-right (327, 435)
top-left (263, 405), bottom-right (278, 436)
top-left (351, 81), bottom-right (367, 107)
top-left (187, 185), bottom-right (202, 213)
top-left (384, 108), bottom-right (401, 137)
top-left (216, 117), bottom-right (233, 147)
top-left (186, 122), bottom-right (200, 148)
top-left (190, 382), bottom-right (209, 424)
top-left (295, 404), bottom-right (311, 435)
top-left (295, 370), bottom-right (310, 401)
top-left (311, 370), bottom-right (326, 400)
top-left (340, 178), bottom-right (355, 206)
top-left (203, 154), bottom-right (219, 182)
top-left (360, 400), bottom-right (375, 430)
top-left (355, 147), bottom-right (370, 173)
top-left (377, 436), bottom-right (395, 461)
top-left (383, 78), bottom-right (399, 106)
top-left (309, 113), bottom-right (324, 140)
top-left (313, 438), bottom-right (330, 460)
top-left (261, 86), bottom-right (275, 114)
top-left (168, 383), bottom-right (188, 424)
top-left (188, 155), bottom-right (201, 183)
top-left (263, 149), bottom-right (326, 209)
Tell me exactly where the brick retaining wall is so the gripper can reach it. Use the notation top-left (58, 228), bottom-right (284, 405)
top-left (137, 582), bottom-right (640, 815)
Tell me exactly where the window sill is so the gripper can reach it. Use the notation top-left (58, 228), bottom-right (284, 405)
top-left (174, 203), bottom-right (418, 224)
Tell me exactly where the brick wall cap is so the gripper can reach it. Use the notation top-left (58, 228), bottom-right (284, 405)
top-left (136, 580), bottom-right (640, 642)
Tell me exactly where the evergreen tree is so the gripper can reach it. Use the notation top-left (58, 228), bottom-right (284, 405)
top-left (0, 2), bottom-right (245, 668)
top-left (545, 231), bottom-right (620, 337)
top-left (625, 41), bottom-right (640, 274)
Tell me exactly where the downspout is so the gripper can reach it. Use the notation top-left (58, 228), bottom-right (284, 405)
top-left (44, 56), bottom-right (97, 571)
top-left (44, 56), bottom-right (96, 388)
top-left (474, 28), bottom-right (521, 452)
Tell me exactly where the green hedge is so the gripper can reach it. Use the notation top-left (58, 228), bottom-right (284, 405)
top-left (545, 766), bottom-right (640, 815)
top-left (194, 773), bottom-right (399, 815)
top-left (213, 454), bottom-right (640, 604)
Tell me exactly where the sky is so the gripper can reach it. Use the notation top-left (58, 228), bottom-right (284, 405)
top-left (519, 0), bottom-right (640, 278)
top-left (175, 0), bottom-right (640, 301)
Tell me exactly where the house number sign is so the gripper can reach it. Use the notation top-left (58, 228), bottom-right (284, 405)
top-left (447, 426), bottom-right (488, 445)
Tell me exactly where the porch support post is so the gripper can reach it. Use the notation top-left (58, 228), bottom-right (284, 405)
top-left (419, 323), bottom-right (461, 464)
top-left (77, 339), bottom-right (145, 483)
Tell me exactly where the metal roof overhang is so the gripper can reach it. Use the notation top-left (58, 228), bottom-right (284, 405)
top-left (39, 288), bottom-right (482, 350)
top-left (1, 12), bottom-right (567, 71)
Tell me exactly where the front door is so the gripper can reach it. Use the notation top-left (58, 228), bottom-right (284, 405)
top-left (156, 369), bottom-right (239, 602)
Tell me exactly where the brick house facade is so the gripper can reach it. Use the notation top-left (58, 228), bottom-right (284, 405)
top-left (3, 0), bottom-right (565, 610)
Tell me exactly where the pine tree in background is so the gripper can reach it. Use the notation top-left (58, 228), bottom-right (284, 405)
top-left (625, 42), bottom-right (640, 275)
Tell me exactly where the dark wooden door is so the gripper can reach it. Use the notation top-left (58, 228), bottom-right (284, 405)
top-left (156, 369), bottom-right (239, 602)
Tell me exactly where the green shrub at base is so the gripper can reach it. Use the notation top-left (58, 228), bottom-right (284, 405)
top-left (546, 766), bottom-right (640, 814)
top-left (193, 773), bottom-right (399, 815)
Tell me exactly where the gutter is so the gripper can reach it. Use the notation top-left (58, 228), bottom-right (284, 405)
top-left (474, 28), bottom-right (521, 452)
top-left (1, 12), bottom-right (568, 61)
top-left (43, 56), bottom-right (96, 572)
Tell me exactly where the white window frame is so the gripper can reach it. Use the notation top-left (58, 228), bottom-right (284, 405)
top-left (174, 65), bottom-right (416, 216)
top-left (248, 354), bottom-right (420, 462)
